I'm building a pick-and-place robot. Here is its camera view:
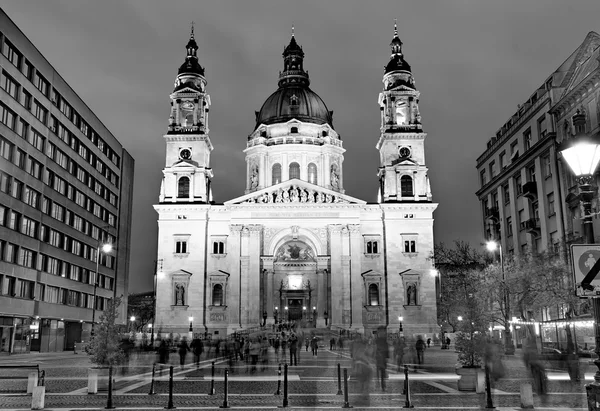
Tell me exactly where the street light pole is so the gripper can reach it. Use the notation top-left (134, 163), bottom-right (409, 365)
top-left (486, 241), bottom-right (514, 355)
top-left (91, 241), bottom-right (112, 338)
top-left (559, 109), bottom-right (600, 409)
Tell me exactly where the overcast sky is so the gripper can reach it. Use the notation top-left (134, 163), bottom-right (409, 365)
top-left (3, 0), bottom-right (599, 293)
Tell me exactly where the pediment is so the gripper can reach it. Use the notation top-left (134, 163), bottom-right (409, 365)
top-left (224, 179), bottom-right (366, 205)
top-left (171, 159), bottom-right (197, 168)
top-left (391, 157), bottom-right (419, 166)
top-left (170, 269), bottom-right (193, 277)
top-left (171, 86), bottom-right (202, 96)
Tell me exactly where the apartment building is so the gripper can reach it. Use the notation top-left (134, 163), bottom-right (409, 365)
top-left (475, 31), bottom-right (600, 349)
top-left (0, 9), bottom-right (134, 353)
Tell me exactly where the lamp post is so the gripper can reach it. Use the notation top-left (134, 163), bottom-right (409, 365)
top-left (486, 240), bottom-right (515, 355)
top-left (312, 306), bottom-right (317, 326)
top-left (91, 242), bottom-right (113, 337)
top-left (274, 306), bottom-right (279, 324)
top-left (262, 311), bottom-right (267, 327)
top-left (284, 306), bottom-right (288, 322)
top-left (398, 316), bottom-right (404, 334)
top-left (188, 316), bottom-right (193, 338)
top-left (129, 315), bottom-right (136, 336)
top-left (324, 311), bottom-right (328, 326)
top-left (559, 110), bottom-right (600, 408)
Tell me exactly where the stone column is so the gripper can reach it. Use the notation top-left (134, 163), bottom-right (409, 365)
top-left (316, 268), bottom-right (326, 327)
top-left (227, 225), bottom-right (243, 333)
top-left (349, 224), bottom-right (364, 333)
top-left (193, 101), bottom-right (198, 125)
top-left (174, 100), bottom-right (181, 125)
top-left (259, 154), bottom-right (266, 188)
top-left (242, 225), bottom-right (262, 327)
top-left (328, 225), bottom-right (343, 327)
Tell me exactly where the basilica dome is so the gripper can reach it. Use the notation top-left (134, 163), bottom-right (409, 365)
top-left (254, 35), bottom-right (333, 130)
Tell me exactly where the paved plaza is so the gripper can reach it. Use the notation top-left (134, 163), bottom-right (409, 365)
top-left (0, 343), bottom-right (592, 410)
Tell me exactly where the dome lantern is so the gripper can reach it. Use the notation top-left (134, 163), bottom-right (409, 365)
top-left (385, 20), bottom-right (411, 75)
top-left (177, 24), bottom-right (205, 78)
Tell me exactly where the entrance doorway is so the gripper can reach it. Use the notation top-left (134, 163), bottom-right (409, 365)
top-left (287, 298), bottom-right (304, 321)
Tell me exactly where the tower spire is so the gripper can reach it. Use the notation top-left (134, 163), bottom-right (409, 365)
top-left (292, 24), bottom-right (295, 37)
top-left (190, 21), bottom-right (195, 39)
top-left (394, 19), bottom-right (397, 37)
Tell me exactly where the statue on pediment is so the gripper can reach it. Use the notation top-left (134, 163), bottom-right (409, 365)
top-left (290, 187), bottom-right (299, 202)
top-left (300, 189), bottom-right (308, 203)
top-left (275, 189), bottom-right (283, 203)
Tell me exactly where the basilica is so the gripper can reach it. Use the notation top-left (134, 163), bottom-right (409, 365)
top-left (154, 25), bottom-right (438, 339)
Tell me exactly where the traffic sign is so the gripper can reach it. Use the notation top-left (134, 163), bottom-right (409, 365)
top-left (571, 244), bottom-right (600, 298)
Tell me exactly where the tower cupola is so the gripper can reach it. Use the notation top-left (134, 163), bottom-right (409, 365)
top-left (279, 31), bottom-right (310, 88)
top-left (175, 26), bottom-right (205, 93)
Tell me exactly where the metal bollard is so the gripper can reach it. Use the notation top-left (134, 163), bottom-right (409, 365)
top-left (342, 368), bottom-right (352, 408)
top-left (219, 369), bottom-right (230, 408)
top-left (484, 363), bottom-right (494, 409)
top-left (336, 363), bottom-right (343, 395)
top-left (105, 365), bottom-right (115, 409)
top-left (165, 366), bottom-right (175, 409)
top-left (149, 363), bottom-right (156, 395)
top-left (274, 363), bottom-right (281, 395)
top-left (209, 361), bottom-right (216, 395)
top-left (282, 363), bottom-right (289, 408)
top-left (403, 365), bottom-right (414, 408)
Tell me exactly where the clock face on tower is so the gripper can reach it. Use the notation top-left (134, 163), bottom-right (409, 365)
top-left (399, 146), bottom-right (411, 158)
top-left (179, 148), bottom-right (192, 160)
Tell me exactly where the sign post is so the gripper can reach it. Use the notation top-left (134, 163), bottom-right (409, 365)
top-left (571, 245), bottom-right (600, 297)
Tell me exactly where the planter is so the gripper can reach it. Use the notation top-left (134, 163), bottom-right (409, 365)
top-left (455, 366), bottom-right (485, 392)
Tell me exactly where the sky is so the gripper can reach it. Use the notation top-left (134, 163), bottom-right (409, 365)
top-left (2, 0), bottom-right (600, 293)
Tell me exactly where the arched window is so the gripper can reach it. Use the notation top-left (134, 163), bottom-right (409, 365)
top-left (272, 163), bottom-right (281, 185)
top-left (212, 284), bottom-right (223, 306)
top-left (178, 177), bottom-right (190, 198)
top-left (368, 284), bottom-right (379, 306)
top-left (289, 162), bottom-right (300, 180)
top-left (290, 126), bottom-right (298, 134)
top-left (307, 163), bottom-right (317, 184)
top-left (400, 175), bottom-right (413, 197)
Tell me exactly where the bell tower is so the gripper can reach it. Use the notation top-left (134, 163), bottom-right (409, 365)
top-left (377, 22), bottom-right (432, 203)
top-left (159, 26), bottom-right (213, 204)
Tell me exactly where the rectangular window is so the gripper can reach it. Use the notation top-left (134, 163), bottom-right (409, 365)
top-left (4, 243), bottom-right (16, 263)
top-left (2, 40), bottom-right (22, 68)
top-left (544, 155), bottom-right (551, 177)
top-left (175, 240), bottom-right (188, 254)
top-left (26, 157), bottom-right (43, 179)
top-left (547, 192), bottom-right (555, 215)
top-left (510, 140), bottom-right (519, 158)
top-left (506, 216), bottom-right (513, 236)
top-left (13, 148), bottom-right (25, 169)
top-left (499, 152), bottom-right (506, 169)
top-left (503, 184), bottom-right (510, 204)
top-left (1, 70), bottom-right (19, 99)
top-left (28, 128), bottom-right (44, 151)
top-left (57, 123), bottom-right (70, 144)
top-left (480, 170), bottom-right (487, 186)
top-left (0, 171), bottom-right (10, 193)
top-left (538, 116), bottom-right (547, 138)
top-left (50, 203), bottom-right (64, 221)
top-left (33, 100), bottom-right (48, 124)
top-left (23, 61), bottom-right (34, 81)
top-left (17, 118), bottom-right (28, 139)
top-left (0, 205), bottom-right (5, 226)
top-left (17, 248), bottom-right (35, 268)
top-left (16, 279), bottom-right (34, 299)
top-left (1, 275), bottom-right (16, 296)
top-left (515, 175), bottom-right (522, 195)
top-left (489, 161), bottom-right (496, 178)
top-left (59, 98), bottom-right (73, 120)
top-left (0, 102), bottom-right (16, 130)
top-left (49, 230), bottom-right (62, 247)
top-left (19, 89), bottom-right (31, 109)
top-left (527, 164), bottom-right (536, 182)
top-left (10, 178), bottom-right (23, 199)
top-left (54, 149), bottom-right (69, 169)
top-left (20, 216), bottom-right (37, 237)
top-left (34, 72), bottom-right (49, 96)
top-left (518, 209), bottom-right (525, 227)
top-left (45, 285), bottom-right (59, 303)
top-left (524, 129), bottom-right (532, 151)
top-left (0, 135), bottom-right (13, 161)
top-left (23, 186), bottom-right (40, 209)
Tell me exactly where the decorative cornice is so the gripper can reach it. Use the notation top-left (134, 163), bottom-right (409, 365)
top-left (154, 204), bottom-right (211, 213)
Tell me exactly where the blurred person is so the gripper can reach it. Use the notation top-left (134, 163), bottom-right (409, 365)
top-left (484, 337), bottom-right (505, 382)
top-left (427, 337), bottom-right (431, 348)
top-left (415, 336), bottom-right (426, 365)
top-left (352, 337), bottom-right (373, 407)
top-left (338, 337), bottom-right (344, 350)
top-left (394, 337), bottom-right (406, 370)
top-left (305, 337), bottom-right (310, 352)
top-left (158, 339), bottom-right (170, 376)
top-left (249, 338), bottom-right (261, 373)
top-left (523, 337), bottom-right (548, 403)
top-left (375, 326), bottom-right (389, 391)
top-left (178, 337), bottom-right (190, 369)
top-left (446, 336), bottom-right (451, 350)
top-left (261, 336), bottom-right (270, 370)
top-left (311, 336), bottom-right (319, 356)
top-left (289, 333), bottom-right (298, 366)
top-left (330, 337), bottom-right (336, 350)
top-left (273, 336), bottom-right (280, 361)
top-left (564, 338), bottom-right (581, 383)
top-left (190, 337), bottom-right (204, 368)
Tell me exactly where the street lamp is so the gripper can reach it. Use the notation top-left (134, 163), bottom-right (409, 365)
top-left (189, 316), bottom-right (194, 332)
top-left (486, 240), bottom-right (515, 355)
top-left (129, 316), bottom-right (136, 335)
top-left (284, 306), bottom-right (288, 322)
top-left (398, 316), bottom-right (404, 333)
top-left (559, 110), bottom-right (600, 406)
top-left (274, 306), bottom-right (279, 324)
top-left (91, 241), bottom-right (113, 337)
top-left (457, 316), bottom-right (463, 322)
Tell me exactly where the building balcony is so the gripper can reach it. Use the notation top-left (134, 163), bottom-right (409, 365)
top-left (520, 217), bottom-right (540, 234)
top-left (485, 207), bottom-right (500, 221)
top-left (522, 181), bottom-right (537, 200)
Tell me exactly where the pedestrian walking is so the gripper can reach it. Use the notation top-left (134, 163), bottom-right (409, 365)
top-left (305, 337), bottom-right (310, 352)
top-left (427, 337), bottom-right (431, 348)
top-left (158, 339), bottom-right (169, 376)
top-left (330, 337), bottom-right (336, 350)
top-left (523, 336), bottom-right (548, 403)
top-left (249, 338), bottom-right (261, 373)
top-left (446, 337), bottom-right (451, 350)
top-left (352, 337), bottom-right (373, 407)
top-left (394, 337), bottom-right (406, 370)
top-left (374, 326), bottom-right (389, 391)
top-left (415, 336), bottom-right (426, 365)
top-left (311, 337), bottom-right (319, 356)
top-left (190, 337), bottom-right (204, 368)
top-left (178, 338), bottom-right (190, 369)
top-left (289, 333), bottom-right (298, 366)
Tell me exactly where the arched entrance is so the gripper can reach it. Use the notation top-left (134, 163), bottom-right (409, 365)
top-left (272, 240), bottom-right (319, 326)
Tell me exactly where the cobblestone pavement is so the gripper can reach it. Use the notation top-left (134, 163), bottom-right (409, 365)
top-left (0, 344), bottom-right (592, 409)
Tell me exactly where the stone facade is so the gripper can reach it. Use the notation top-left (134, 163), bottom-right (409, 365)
top-left (154, 27), bottom-right (438, 339)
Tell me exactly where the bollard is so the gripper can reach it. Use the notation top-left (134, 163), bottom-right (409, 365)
top-left (520, 383), bottom-right (534, 409)
top-left (39, 370), bottom-right (45, 387)
top-left (342, 368), bottom-right (352, 408)
top-left (105, 365), bottom-right (115, 409)
top-left (165, 366), bottom-right (175, 409)
top-left (219, 369), bottom-right (230, 408)
top-left (209, 361), bottom-right (216, 395)
top-left (403, 365), bottom-right (414, 408)
top-left (274, 363), bottom-right (281, 395)
top-left (149, 363), bottom-right (156, 395)
top-left (31, 385), bottom-right (45, 410)
top-left (282, 363), bottom-right (289, 408)
top-left (484, 363), bottom-right (494, 409)
top-left (336, 363), bottom-right (343, 395)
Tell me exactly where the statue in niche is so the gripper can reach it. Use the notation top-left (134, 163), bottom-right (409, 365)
top-left (250, 164), bottom-right (259, 190)
top-left (406, 283), bottom-right (417, 305)
top-left (175, 283), bottom-right (185, 306)
top-left (330, 164), bottom-right (340, 189)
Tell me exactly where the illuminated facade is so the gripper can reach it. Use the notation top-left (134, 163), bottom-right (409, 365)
top-left (154, 26), bottom-right (438, 339)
